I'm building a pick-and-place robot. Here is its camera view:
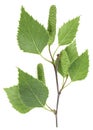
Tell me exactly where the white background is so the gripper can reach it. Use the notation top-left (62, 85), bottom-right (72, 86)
top-left (0, 0), bottom-right (93, 129)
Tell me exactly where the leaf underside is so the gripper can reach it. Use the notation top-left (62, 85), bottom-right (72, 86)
top-left (4, 86), bottom-right (32, 113)
top-left (17, 7), bottom-right (49, 54)
top-left (69, 50), bottom-right (89, 81)
top-left (65, 40), bottom-right (78, 64)
top-left (18, 69), bottom-right (49, 107)
top-left (58, 17), bottom-right (80, 45)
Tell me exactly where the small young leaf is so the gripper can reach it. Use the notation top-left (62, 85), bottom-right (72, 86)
top-left (47, 5), bottom-right (56, 45)
top-left (65, 40), bottom-right (78, 64)
top-left (18, 69), bottom-right (49, 107)
top-left (69, 50), bottom-right (89, 81)
top-left (58, 17), bottom-right (80, 45)
top-left (37, 63), bottom-right (46, 84)
top-left (17, 7), bottom-right (49, 54)
top-left (57, 50), bottom-right (70, 77)
top-left (4, 86), bottom-right (32, 113)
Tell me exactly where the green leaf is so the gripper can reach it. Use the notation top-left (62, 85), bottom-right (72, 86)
top-left (4, 86), bottom-right (32, 113)
top-left (57, 50), bottom-right (70, 77)
top-left (17, 7), bottom-right (49, 54)
top-left (65, 40), bottom-right (78, 64)
top-left (47, 5), bottom-right (56, 45)
top-left (69, 50), bottom-right (89, 81)
top-left (37, 63), bottom-right (46, 84)
top-left (58, 17), bottom-right (80, 45)
top-left (18, 69), bottom-right (49, 107)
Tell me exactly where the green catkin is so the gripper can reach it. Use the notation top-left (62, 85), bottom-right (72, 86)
top-left (47, 5), bottom-right (56, 45)
top-left (37, 63), bottom-right (46, 84)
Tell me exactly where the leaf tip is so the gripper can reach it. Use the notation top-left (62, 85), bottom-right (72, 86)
top-left (4, 87), bottom-right (7, 92)
top-left (21, 6), bottom-right (25, 13)
top-left (17, 68), bottom-right (23, 79)
top-left (69, 49), bottom-right (89, 81)
top-left (58, 16), bottom-right (80, 45)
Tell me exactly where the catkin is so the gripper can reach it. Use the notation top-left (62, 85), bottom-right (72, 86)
top-left (47, 5), bottom-right (56, 45)
top-left (37, 63), bottom-right (46, 84)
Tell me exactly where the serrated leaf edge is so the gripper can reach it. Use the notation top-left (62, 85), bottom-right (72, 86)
top-left (58, 16), bottom-right (80, 45)
top-left (17, 6), bottom-right (49, 54)
top-left (18, 68), bottom-right (49, 107)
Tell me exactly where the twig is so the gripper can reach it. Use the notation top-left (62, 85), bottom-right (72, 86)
top-left (53, 46), bottom-right (59, 58)
top-left (60, 76), bottom-right (68, 93)
top-left (63, 81), bottom-right (72, 89)
top-left (40, 54), bottom-right (52, 63)
top-left (48, 45), bottom-right (60, 127)
top-left (46, 104), bottom-right (56, 114)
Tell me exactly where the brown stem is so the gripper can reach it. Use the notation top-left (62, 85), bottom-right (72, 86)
top-left (48, 46), bottom-right (60, 127)
top-left (48, 45), bottom-right (54, 63)
top-left (49, 46), bottom-right (59, 93)
top-left (42, 45), bottom-right (70, 127)
top-left (55, 92), bottom-right (60, 127)
top-left (53, 63), bottom-right (60, 127)
top-left (53, 64), bottom-right (59, 93)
